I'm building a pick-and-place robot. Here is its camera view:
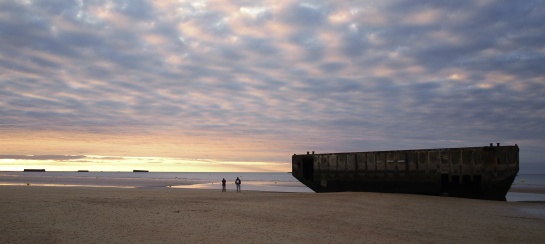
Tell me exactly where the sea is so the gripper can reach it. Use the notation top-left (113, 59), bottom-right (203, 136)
top-left (507, 174), bottom-right (545, 202)
top-left (1, 172), bottom-right (543, 201)
top-left (0, 171), bottom-right (313, 193)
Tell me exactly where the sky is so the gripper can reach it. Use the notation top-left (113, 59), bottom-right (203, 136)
top-left (1, 0), bottom-right (544, 173)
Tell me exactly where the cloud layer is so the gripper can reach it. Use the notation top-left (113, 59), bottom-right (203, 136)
top-left (1, 0), bottom-right (544, 169)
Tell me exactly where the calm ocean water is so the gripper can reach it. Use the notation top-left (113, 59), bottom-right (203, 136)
top-left (512, 174), bottom-right (545, 187)
top-left (0, 171), bottom-right (298, 182)
top-left (507, 174), bottom-right (545, 202)
top-left (1, 172), bottom-right (543, 200)
top-left (0, 172), bottom-right (313, 192)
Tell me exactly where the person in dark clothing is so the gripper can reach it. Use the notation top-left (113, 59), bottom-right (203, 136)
top-left (235, 177), bottom-right (241, 193)
top-left (222, 178), bottom-right (226, 192)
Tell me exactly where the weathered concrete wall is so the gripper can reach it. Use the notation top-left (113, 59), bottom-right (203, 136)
top-left (292, 144), bottom-right (519, 200)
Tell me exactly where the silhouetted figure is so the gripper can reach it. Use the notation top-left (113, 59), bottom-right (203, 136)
top-left (222, 178), bottom-right (226, 192)
top-left (235, 177), bottom-right (241, 193)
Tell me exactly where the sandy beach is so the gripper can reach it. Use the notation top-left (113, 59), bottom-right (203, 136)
top-left (1, 186), bottom-right (544, 243)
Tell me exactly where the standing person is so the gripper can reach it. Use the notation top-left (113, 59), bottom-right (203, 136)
top-left (235, 177), bottom-right (241, 193)
top-left (221, 178), bottom-right (226, 192)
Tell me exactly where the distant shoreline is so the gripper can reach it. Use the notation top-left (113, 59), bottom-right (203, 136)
top-left (509, 185), bottom-right (545, 194)
top-left (1, 172), bottom-right (544, 201)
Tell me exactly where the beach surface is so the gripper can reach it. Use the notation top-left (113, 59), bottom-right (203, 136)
top-left (1, 186), bottom-right (544, 243)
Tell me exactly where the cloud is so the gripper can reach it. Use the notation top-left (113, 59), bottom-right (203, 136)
top-left (0, 155), bottom-right (86, 161)
top-left (1, 0), bottom-right (544, 169)
top-left (282, 2), bottom-right (328, 28)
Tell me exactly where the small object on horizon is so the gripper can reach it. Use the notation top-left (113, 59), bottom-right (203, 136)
top-left (77, 170), bottom-right (89, 172)
top-left (24, 169), bottom-right (45, 172)
top-left (133, 170), bottom-right (149, 172)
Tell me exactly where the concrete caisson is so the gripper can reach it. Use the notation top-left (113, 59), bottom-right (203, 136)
top-left (292, 144), bottom-right (519, 200)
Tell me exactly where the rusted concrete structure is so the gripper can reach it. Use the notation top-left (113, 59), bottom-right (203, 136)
top-left (292, 144), bottom-right (519, 200)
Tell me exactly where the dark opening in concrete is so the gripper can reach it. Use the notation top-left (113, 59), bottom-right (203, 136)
top-left (303, 157), bottom-right (314, 180)
top-left (441, 174), bottom-right (449, 193)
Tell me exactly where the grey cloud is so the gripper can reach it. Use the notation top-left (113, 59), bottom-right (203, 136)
top-left (288, 31), bottom-right (325, 61)
top-left (83, 66), bottom-right (114, 79)
top-left (340, 31), bottom-right (369, 58)
top-left (402, 82), bottom-right (545, 139)
top-left (114, 0), bottom-right (155, 20)
top-left (0, 4), bottom-right (84, 59)
top-left (0, 58), bottom-right (44, 76)
top-left (241, 36), bottom-right (278, 56)
top-left (282, 2), bottom-right (328, 28)
top-left (0, 155), bottom-right (86, 161)
top-left (218, 47), bottom-right (245, 61)
top-left (60, 31), bottom-right (108, 50)
top-left (318, 62), bottom-right (348, 74)
top-left (0, 3), bottom-right (50, 41)
top-left (396, 1), bottom-right (544, 73)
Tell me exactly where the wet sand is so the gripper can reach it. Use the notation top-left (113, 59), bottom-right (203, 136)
top-left (1, 186), bottom-right (544, 243)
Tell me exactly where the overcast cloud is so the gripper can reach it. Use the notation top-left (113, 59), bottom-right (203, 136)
top-left (1, 0), bottom-right (544, 170)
